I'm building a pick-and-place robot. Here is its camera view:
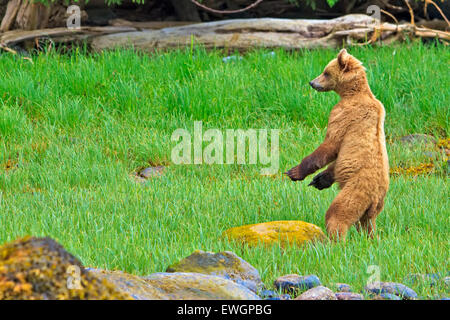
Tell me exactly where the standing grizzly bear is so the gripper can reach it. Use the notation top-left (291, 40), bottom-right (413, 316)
top-left (286, 49), bottom-right (389, 241)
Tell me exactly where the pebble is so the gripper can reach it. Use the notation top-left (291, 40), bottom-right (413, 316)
top-left (259, 290), bottom-right (290, 300)
top-left (139, 166), bottom-right (165, 178)
top-left (274, 274), bottom-right (321, 293)
top-left (334, 283), bottom-right (352, 292)
top-left (372, 293), bottom-right (402, 300)
top-left (365, 282), bottom-right (417, 300)
top-left (222, 55), bottom-right (243, 63)
top-left (295, 286), bottom-right (336, 300)
top-left (335, 292), bottom-right (364, 300)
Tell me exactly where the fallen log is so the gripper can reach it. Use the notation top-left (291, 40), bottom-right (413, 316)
top-left (1, 15), bottom-right (448, 52)
top-left (0, 26), bottom-right (137, 47)
top-left (90, 14), bottom-right (449, 51)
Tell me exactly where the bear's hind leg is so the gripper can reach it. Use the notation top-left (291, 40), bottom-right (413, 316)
top-left (358, 212), bottom-right (376, 238)
top-left (358, 198), bottom-right (385, 238)
top-left (325, 183), bottom-right (372, 241)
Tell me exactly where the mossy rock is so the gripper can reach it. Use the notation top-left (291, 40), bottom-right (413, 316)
top-left (223, 220), bottom-right (326, 247)
top-left (166, 250), bottom-right (262, 292)
top-left (89, 269), bottom-right (260, 300)
top-left (0, 236), bottom-right (131, 300)
top-left (143, 272), bottom-right (260, 300)
top-left (86, 269), bottom-right (168, 300)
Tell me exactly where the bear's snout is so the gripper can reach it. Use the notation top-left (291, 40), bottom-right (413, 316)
top-left (309, 80), bottom-right (324, 91)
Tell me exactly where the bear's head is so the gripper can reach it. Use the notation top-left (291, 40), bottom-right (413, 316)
top-left (309, 49), bottom-right (367, 96)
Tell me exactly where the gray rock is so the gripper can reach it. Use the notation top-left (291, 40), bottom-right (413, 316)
top-left (274, 274), bottom-right (321, 293)
top-left (372, 293), bottom-right (402, 300)
top-left (334, 283), bottom-right (352, 292)
top-left (263, 51), bottom-right (276, 58)
top-left (364, 282), bottom-right (418, 300)
top-left (139, 166), bottom-right (165, 178)
top-left (295, 286), bottom-right (337, 300)
top-left (166, 250), bottom-right (263, 292)
top-left (222, 55), bottom-right (243, 63)
top-left (335, 292), bottom-right (364, 300)
top-left (260, 290), bottom-right (291, 300)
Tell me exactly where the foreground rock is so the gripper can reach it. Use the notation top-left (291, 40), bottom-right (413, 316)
top-left (143, 272), bottom-right (260, 300)
top-left (86, 269), bottom-right (167, 300)
top-left (166, 250), bottom-right (262, 292)
top-left (335, 292), bottom-right (364, 300)
top-left (223, 221), bottom-right (325, 247)
top-left (89, 269), bottom-right (260, 300)
top-left (0, 237), bottom-right (131, 300)
top-left (259, 290), bottom-right (291, 300)
top-left (294, 286), bottom-right (337, 300)
top-left (334, 283), bottom-right (352, 292)
top-left (274, 274), bottom-right (321, 294)
top-left (365, 282), bottom-right (418, 300)
top-left (371, 293), bottom-right (402, 300)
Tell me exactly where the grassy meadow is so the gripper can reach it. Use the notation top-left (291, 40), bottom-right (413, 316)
top-left (0, 42), bottom-right (448, 298)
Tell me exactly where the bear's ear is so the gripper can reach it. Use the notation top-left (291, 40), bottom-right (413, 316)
top-left (337, 49), bottom-right (350, 72)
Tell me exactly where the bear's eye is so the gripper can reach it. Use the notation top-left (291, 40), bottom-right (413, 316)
top-left (323, 71), bottom-right (330, 77)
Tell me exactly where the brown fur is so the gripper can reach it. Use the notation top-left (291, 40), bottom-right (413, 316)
top-left (285, 49), bottom-right (389, 241)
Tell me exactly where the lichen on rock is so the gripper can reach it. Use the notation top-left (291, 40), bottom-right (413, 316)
top-left (166, 250), bottom-right (262, 292)
top-left (0, 236), bottom-right (131, 300)
top-left (223, 220), bottom-right (326, 247)
top-left (143, 272), bottom-right (261, 300)
top-left (86, 268), bottom-right (168, 300)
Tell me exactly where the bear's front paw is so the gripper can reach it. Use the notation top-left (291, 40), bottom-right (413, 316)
top-left (308, 171), bottom-right (334, 190)
top-left (284, 164), bottom-right (306, 181)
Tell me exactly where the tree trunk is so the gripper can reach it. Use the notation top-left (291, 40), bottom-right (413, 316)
top-left (1, 0), bottom-right (52, 32)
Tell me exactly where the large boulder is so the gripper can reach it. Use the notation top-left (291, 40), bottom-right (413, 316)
top-left (223, 220), bottom-right (325, 247)
top-left (166, 250), bottom-right (262, 292)
top-left (0, 237), bottom-right (131, 300)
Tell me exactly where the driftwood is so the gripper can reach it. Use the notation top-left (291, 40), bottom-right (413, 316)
top-left (0, 26), bottom-right (137, 48)
top-left (1, 15), bottom-right (449, 52)
top-left (90, 14), bottom-right (449, 51)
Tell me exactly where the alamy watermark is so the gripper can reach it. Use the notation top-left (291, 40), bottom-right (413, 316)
top-left (171, 121), bottom-right (279, 175)
top-left (66, 265), bottom-right (82, 289)
top-left (66, 5), bottom-right (81, 30)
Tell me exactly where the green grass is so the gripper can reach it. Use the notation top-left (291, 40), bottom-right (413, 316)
top-left (0, 42), bottom-right (449, 299)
